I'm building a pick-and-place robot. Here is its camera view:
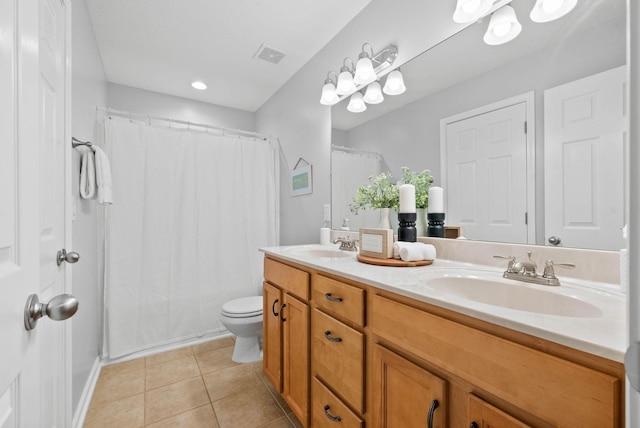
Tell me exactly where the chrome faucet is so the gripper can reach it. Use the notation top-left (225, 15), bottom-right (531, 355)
top-left (333, 237), bottom-right (358, 252)
top-left (494, 252), bottom-right (575, 286)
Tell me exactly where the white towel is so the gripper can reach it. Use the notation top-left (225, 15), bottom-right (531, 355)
top-left (393, 241), bottom-right (436, 262)
top-left (79, 147), bottom-right (96, 199)
top-left (92, 146), bottom-right (113, 205)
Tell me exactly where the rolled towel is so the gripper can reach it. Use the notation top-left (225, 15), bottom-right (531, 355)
top-left (92, 145), bottom-right (113, 205)
top-left (393, 242), bottom-right (437, 262)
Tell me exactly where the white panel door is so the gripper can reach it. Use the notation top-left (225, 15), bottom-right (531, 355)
top-left (445, 102), bottom-right (529, 244)
top-left (0, 0), bottom-right (71, 427)
top-left (544, 66), bottom-right (626, 250)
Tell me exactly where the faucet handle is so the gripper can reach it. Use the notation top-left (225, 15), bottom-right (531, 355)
top-left (542, 260), bottom-right (576, 279)
top-left (493, 255), bottom-right (517, 272)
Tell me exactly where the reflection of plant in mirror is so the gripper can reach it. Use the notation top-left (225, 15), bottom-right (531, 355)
top-left (349, 172), bottom-right (399, 214)
top-left (400, 167), bottom-right (434, 209)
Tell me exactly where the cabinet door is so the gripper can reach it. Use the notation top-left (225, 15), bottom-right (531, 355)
top-left (283, 293), bottom-right (310, 425)
top-left (263, 282), bottom-right (283, 392)
top-left (372, 345), bottom-right (446, 428)
top-left (468, 395), bottom-right (532, 428)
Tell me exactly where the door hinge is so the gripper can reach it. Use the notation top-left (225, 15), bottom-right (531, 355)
top-left (525, 212), bottom-right (528, 225)
top-left (524, 121), bottom-right (528, 134)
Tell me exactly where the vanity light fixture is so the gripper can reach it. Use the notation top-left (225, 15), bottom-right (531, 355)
top-left (382, 69), bottom-right (406, 96)
top-left (354, 43), bottom-right (377, 85)
top-left (320, 71), bottom-right (339, 105)
top-left (336, 58), bottom-right (356, 95)
top-left (530, 0), bottom-right (577, 23)
top-left (191, 81), bottom-right (207, 90)
top-left (347, 91), bottom-right (367, 113)
top-left (453, 0), bottom-right (494, 23)
top-left (483, 5), bottom-right (522, 45)
top-left (363, 81), bottom-right (384, 104)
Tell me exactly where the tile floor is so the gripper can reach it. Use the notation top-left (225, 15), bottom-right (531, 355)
top-left (84, 337), bottom-right (303, 428)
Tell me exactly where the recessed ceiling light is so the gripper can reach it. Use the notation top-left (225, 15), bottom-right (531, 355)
top-left (191, 81), bottom-right (207, 90)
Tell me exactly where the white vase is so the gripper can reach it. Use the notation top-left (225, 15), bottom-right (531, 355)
top-left (416, 208), bottom-right (427, 237)
top-left (378, 207), bottom-right (392, 229)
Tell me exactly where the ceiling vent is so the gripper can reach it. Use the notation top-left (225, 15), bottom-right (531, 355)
top-left (254, 44), bottom-right (286, 64)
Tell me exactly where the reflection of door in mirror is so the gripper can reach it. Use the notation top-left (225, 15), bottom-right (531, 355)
top-left (331, 147), bottom-right (383, 231)
top-left (544, 66), bottom-right (626, 251)
top-left (442, 93), bottom-right (534, 244)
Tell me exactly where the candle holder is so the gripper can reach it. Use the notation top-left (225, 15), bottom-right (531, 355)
top-left (427, 213), bottom-right (445, 238)
top-left (398, 212), bottom-right (417, 242)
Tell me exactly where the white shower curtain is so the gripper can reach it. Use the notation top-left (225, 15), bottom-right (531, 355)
top-left (103, 116), bottom-right (279, 359)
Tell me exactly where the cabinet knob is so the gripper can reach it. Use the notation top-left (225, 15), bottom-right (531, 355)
top-left (323, 405), bottom-right (342, 422)
top-left (427, 399), bottom-right (439, 428)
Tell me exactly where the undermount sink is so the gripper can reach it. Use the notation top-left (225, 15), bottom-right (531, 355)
top-left (282, 245), bottom-right (354, 259)
top-left (424, 276), bottom-right (603, 318)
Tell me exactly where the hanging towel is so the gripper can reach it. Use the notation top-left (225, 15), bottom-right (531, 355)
top-left (393, 241), bottom-right (436, 262)
top-left (79, 147), bottom-right (96, 199)
top-left (92, 146), bottom-right (113, 204)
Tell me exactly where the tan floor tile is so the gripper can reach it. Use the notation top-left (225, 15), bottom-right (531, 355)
top-left (145, 377), bottom-right (211, 424)
top-left (192, 337), bottom-right (235, 355)
top-left (146, 354), bottom-right (201, 390)
top-left (84, 393), bottom-right (144, 428)
top-left (146, 404), bottom-right (220, 428)
top-left (259, 416), bottom-right (293, 428)
top-left (256, 369), bottom-right (292, 414)
top-left (195, 345), bottom-right (239, 374)
top-left (146, 346), bottom-right (194, 366)
top-left (91, 364), bottom-right (145, 404)
top-left (203, 364), bottom-right (262, 402)
top-left (213, 385), bottom-right (285, 428)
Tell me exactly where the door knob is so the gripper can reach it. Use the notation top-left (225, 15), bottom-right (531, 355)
top-left (57, 249), bottom-right (80, 266)
top-left (548, 236), bottom-right (562, 246)
top-left (24, 293), bottom-right (79, 330)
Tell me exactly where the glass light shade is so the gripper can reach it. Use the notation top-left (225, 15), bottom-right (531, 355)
top-left (363, 82), bottom-right (384, 104)
top-left (530, 0), bottom-right (577, 22)
top-left (320, 82), bottom-right (339, 105)
top-left (452, 0), bottom-right (494, 23)
top-left (383, 70), bottom-right (406, 95)
top-left (347, 92), bottom-right (367, 113)
top-left (336, 70), bottom-right (356, 95)
top-left (354, 56), bottom-right (376, 85)
top-left (483, 5), bottom-right (522, 46)
top-left (191, 81), bottom-right (207, 90)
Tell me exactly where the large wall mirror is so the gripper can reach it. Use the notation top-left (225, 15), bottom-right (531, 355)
top-left (331, 0), bottom-right (627, 251)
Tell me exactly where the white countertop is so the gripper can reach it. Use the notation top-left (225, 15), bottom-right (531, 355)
top-left (260, 244), bottom-right (627, 362)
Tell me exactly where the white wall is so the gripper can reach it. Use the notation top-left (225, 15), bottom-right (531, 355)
top-left (255, 0), bottom-right (470, 244)
top-left (70, 0), bottom-right (108, 413)
top-left (107, 83), bottom-right (255, 131)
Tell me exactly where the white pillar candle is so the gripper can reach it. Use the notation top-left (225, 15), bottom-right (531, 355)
top-left (399, 184), bottom-right (416, 213)
top-left (428, 186), bottom-right (444, 213)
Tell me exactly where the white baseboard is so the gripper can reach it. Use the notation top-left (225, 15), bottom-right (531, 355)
top-left (72, 357), bottom-right (102, 428)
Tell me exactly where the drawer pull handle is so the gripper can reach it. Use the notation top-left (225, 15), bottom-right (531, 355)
top-left (427, 399), bottom-right (439, 428)
top-left (280, 303), bottom-right (287, 322)
top-left (469, 423), bottom-right (478, 428)
top-left (323, 405), bottom-right (342, 422)
top-left (272, 299), bottom-right (280, 317)
top-left (324, 331), bottom-right (342, 343)
top-left (325, 293), bottom-right (343, 302)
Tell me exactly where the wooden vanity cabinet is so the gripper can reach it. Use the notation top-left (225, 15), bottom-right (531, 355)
top-left (263, 257), bottom-right (310, 426)
top-left (467, 395), bottom-right (532, 428)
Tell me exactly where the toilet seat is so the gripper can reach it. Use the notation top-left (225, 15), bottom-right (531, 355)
top-left (221, 296), bottom-right (263, 318)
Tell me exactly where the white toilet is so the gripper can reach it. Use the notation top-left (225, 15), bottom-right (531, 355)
top-left (220, 296), bottom-right (263, 363)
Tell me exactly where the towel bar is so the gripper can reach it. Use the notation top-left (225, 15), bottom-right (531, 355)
top-left (72, 137), bottom-right (92, 148)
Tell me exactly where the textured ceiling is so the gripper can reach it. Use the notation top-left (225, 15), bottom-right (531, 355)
top-left (85, 0), bottom-right (371, 112)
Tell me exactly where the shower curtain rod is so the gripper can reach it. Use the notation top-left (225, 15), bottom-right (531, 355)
top-left (331, 144), bottom-right (383, 159)
top-left (97, 107), bottom-right (271, 141)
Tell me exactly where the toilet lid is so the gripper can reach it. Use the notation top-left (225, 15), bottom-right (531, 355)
top-left (222, 296), bottom-right (263, 317)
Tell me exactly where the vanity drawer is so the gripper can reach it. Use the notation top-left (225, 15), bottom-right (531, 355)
top-left (313, 275), bottom-right (365, 327)
top-left (264, 257), bottom-right (310, 300)
top-left (312, 377), bottom-right (364, 428)
top-left (371, 294), bottom-right (621, 427)
top-left (312, 308), bottom-right (365, 413)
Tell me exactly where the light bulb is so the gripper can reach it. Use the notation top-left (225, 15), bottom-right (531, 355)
top-left (336, 70), bottom-right (356, 95)
top-left (462, 0), bottom-right (481, 13)
top-left (542, 0), bottom-right (563, 13)
top-left (354, 56), bottom-right (376, 85)
top-left (363, 82), bottom-right (384, 104)
top-left (483, 6), bottom-right (521, 45)
top-left (453, 0), bottom-right (493, 23)
top-left (492, 22), bottom-right (512, 37)
top-left (191, 81), bottom-right (207, 90)
top-left (347, 92), bottom-right (367, 113)
top-left (320, 82), bottom-right (339, 105)
top-left (530, 0), bottom-right (577, 22)
top-left (383, 70), bottom-right (406, 96)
